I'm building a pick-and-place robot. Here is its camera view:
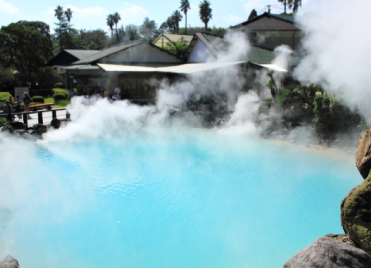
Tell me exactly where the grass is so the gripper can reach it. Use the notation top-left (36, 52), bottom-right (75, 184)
top-left (44, 97), bottom-right (70, 108)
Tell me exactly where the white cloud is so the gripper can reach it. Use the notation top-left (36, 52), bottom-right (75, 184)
top-left (46, 5), bottom-right (107, 17)
top-left (223, 14), bottom-right (245, 23)
top-left (120, 2), bottom-right (149, 20)
top-left (0, 0), bottom-right (19, 15)
top-left (188, 3), bottom-right (199, 16)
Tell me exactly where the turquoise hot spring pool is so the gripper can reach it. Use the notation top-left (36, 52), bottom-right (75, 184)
top-left (0, 129), bottom-right (362, 267)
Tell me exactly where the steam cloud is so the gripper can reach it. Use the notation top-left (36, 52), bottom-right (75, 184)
top-left (294, 0), bottom-right (371, 122)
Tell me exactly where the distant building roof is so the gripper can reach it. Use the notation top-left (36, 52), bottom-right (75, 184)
top-left (72, 40), bottom-right (145, 65)
top-left (232, 12), bottom-right (300, 31)
top-left (47, 49), bottom-right (100, 66)
top-left (152, 33), bottom-right (193, 48)
top-left (185, 32), bottom-right (300, 66)
top-left (64, 50), bottom-right (100, 59)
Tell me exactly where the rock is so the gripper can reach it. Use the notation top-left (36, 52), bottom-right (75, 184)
top-left (10, 122), bottom-right (24, 130)
top-left (283, 236), bottom-right (371, 268)
top-left (355, 127), bottom-right (371, 179)
top-left (0, 255), bottom-right (20, 268)
top-left (32, 124), bottom-right (47, 135)
top-left (341, 174), bottom-right (371, 255)
top-left (50, 118), bottom-right (61, 129)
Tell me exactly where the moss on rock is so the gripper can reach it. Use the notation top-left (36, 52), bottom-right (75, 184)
top-left (341, 172), bottom-right (371, 255)
top-left (355, 127), bottom-right (371, 179)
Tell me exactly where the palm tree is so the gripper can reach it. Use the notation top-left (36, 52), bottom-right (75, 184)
top-left (288, 0), bottom-right (302, 14)
top-left (106, 14), bottom-right (115, 39)
top-left (65, 8), bottom-right (73, 28)
top-left (172, 10), bottom-right (183, 34)
top-left (278, 0), bottom-right (287, 14)
top-left (199, 0), bottom-right (212, 32)
top-left (54, 5), bottom-right (64, 21)
top-left (180, 0), bottom-right (191, 34)
top-left (113, 12), bottom-right (121, 41)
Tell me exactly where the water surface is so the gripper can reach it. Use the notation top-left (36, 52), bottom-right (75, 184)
top-left (0, 130), bottom-right (362, 267)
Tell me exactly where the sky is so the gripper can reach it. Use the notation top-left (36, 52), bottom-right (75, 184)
top-left (0, 0), bottom-right (320, 34)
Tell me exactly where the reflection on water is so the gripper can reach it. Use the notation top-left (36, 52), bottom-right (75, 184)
top-left (0, 130), bottom-right (362, 268)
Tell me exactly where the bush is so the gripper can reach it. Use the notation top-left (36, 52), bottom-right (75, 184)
top-left (54, 82), bottom-right (65, 88)
top-left (32, 96), bottom-right (44, 103)
top-left (53, 93), bottom-right (67, 102)
top-left (0, 92), bottom-right (12, 102)
top-left (53, 88), bottom-right (69, 97)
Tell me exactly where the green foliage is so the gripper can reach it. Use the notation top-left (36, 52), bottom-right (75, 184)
top-left (180, 0), bottom-right (191, 34)
top-left (54, 83), bottom-right (65, 88)
top-left (248, 9), bottom-right (258, 20)
top-left (0, 118), bottom-right (9, 127)
top-left (313, 94), bottom-right (363, 138)
top-left (0, 92), bottom-right (12, 101)
top-left (53, 93), bottom-right (67, 102)
top-left (0, 21), bottom-right (53, 73)
top-left (80, 29), bottom-right (108, 50)
top-left (199, 0), bottom-right (212, 32)
top-left (53, 88), bottom-right (69, 97)
top-left (163, 37), bottom-right (189, 58)
top-left (139, 17), bottom-right (159, 41)
top-left (0, 67), bottom-right (14, 85)
top-left (278, 0), bottom-right (302, 14)
top-left (55, 99), bottom-right (69, 106)
top-left (32, 96), bottom-right (44, 103)
top-left (266, 71), bottom-right (278, 99)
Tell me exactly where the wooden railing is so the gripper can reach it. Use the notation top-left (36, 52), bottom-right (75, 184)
top-left (1, 108), bottom-right (70, 128)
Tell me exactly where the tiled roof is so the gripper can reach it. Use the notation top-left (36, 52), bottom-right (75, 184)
top-left (232, 12), bottom-right (299, 31)
top-left (186, 32), bottom-right (300, 66)
top-left (72, 40), bottom-right (145, 65)
top-left (64, 49), bottom-right (100, 60)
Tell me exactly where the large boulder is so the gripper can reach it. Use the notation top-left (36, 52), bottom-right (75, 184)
top-left (355, 127), bottom-right (371, 179)
top-left (0, 255), bottom-right (20, 268)
top-left (283, 236), bottom-right (371, 268)
top-left (341, 174), bottom-right (371, 255)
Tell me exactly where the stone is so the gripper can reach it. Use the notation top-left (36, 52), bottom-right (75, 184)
top-left (10, 122), bottom-right (24, 130)
top-left (32, 124), bottom-right (47, 135)
top-left (341, 174), bottom-right (371, 255)
top-left (355, 127), bottom-right (371, 179)
top-left (50, 118), bottom-right (61, 129)
top-left (0, 255), bottom-right (20, 268)
top-left (283, 236), bottom-right (371, 268)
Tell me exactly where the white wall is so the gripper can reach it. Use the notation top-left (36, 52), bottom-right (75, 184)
top-left (187, 40), bottom-right (215, 63)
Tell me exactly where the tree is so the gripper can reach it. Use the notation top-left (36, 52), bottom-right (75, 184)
top-left (65, 8), bottom-right (73, 29)
top-left (199, 0), bottom-right (212, 32)
top-left (139, 17), bottom-right (158, 41)
top-left (106, 14), bottom-right (115, 39)
top-left (0, 21), bottom-right (53, 74)
top-left (113, 12), bottom-right (121, 41)
top-left (288, 0), bottom-right (302, 14)
top-left (163, 37), bottom-right (188, 58)
top-left (166, 16), bottom-right (176, 33)
top-left (54, 6), bottom-right (75, 50)
top-left (180, 0), bottom-right (191, 34)
top-left (279, 0), bottom-right (302, 14)
top-left (278, 0), bottom-right (287, 14)
top-left (172, 10), bottom-right (183, 34)
top-left (80, 29), bottom-right (108, 50)
top-left (248, 9), bottom-right (257, 20)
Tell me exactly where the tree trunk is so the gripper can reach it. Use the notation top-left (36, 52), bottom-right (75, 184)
top-left (185, 13), bottom-right (187, 34)
top-left (284, 0), bottom-right (287, 14)
top-left (204, 22), bottom-right (207, 32)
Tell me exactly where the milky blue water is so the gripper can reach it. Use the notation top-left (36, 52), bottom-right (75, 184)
top-left (0, 130), bottom-right (362, 268)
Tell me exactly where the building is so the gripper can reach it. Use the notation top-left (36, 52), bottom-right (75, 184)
top-left (231, 12), bottom-right (302, 50)
top-left (152, 34), bottom-right (193, 49)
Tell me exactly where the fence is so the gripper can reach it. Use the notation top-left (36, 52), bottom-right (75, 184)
top-left (1, 108), bottom-right (70, 128)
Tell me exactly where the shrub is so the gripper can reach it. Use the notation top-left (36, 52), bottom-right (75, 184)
top-left (53, 88), bottom-right (69, 97)
top-left (0, 92), bottom-right (12, 102)
top-left (32, 96), bottom-right (44, 103)
top-left (53, 93), bottom-right (67, 102)
top-left (54, 82), bottom-right (64, 88)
